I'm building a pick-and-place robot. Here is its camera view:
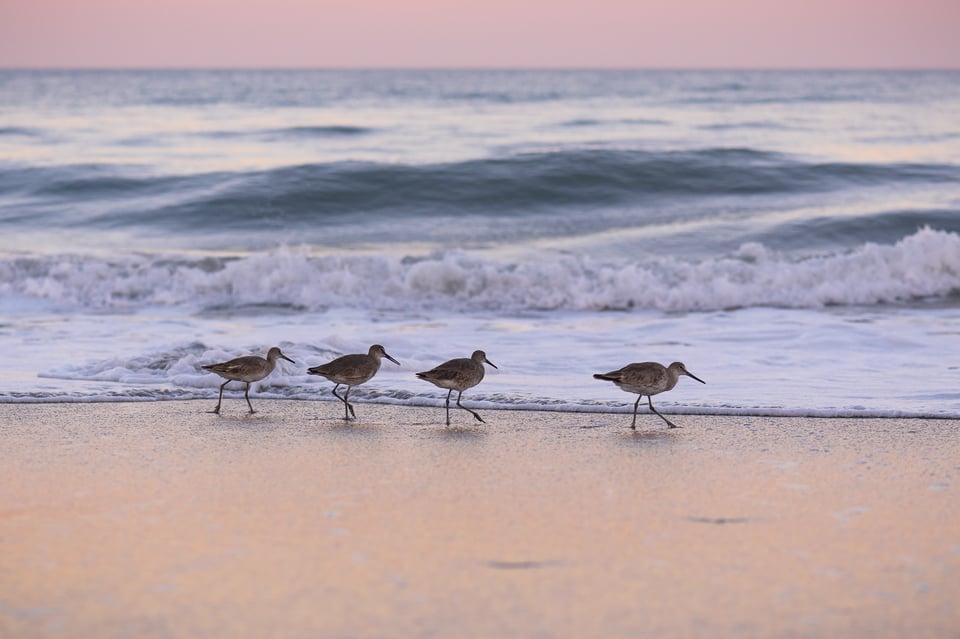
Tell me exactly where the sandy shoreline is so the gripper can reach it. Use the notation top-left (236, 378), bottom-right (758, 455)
top-left (2, 401), bottom-right (958, 638)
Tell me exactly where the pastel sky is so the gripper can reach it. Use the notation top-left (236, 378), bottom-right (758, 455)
top-left (2, 0), bottom-right (958, 68)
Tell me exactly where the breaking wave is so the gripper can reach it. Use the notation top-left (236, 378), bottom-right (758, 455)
top-left (3, 227), bottom-right (958, 313)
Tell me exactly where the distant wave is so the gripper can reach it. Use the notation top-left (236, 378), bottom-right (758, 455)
top-left (4, 149), bottom-right (958, 231)
top-left (204, 125), bottom-right (374, 140)
top-left (559, 117), bottom-right (669, 128)
top-left (3, 227), bottom-right (958, 313)
top-left (279, 125), bottom-right (371, 137)
top-left (699, 121), bottom-right (792, 131)
top-left (0, 126), bottom-right (43, 137)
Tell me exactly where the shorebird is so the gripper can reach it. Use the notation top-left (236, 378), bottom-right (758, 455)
top-left (416, 350), bottom-right (497, 426)
top-left (307, 344), bottom-right (400, 420)
top-left (593, 361), bottom-right (705, 429)
top-left (202, 346), bottom-right (295, 414)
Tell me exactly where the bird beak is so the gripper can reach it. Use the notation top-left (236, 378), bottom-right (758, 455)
top-left (485, 357), bottom-right (498, 369)
top-left (385, 353), bottom-right (400, 366)
top-left (687, 371), bottom-right (705, 384)
top-left (281, 353), bottom-right (296, 364)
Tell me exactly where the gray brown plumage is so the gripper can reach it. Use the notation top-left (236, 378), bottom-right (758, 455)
top-left (416, 350), bottom-right (497, 426)
top-left (307, 344), bottom-right (400, 420)
top-left (202, 346), bottom-right (295, 414)
top-left (593, 361), bottom-right (705, 429)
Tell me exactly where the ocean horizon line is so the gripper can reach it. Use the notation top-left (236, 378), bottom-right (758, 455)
top-left (3, 65), bottom-right (959, 73)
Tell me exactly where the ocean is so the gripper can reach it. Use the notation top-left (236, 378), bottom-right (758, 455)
top-left (1, 69), bottom-right (959, 417)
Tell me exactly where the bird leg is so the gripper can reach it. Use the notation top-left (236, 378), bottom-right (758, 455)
top-left (444, 389), bottom-right (452, 426)
top-left (631, 395), bottom-right (641, 430)
top-left (210, 380), bottom-right (229, 414)
top-left (648, 396), bottom-right (679, 429)
top-left (244, 382), bottom-right (255, 414)
top-left (344, 385), bottom-right (356, 419)
top-left (456, 391), bottom-right (485, 424)
top-left (331, 384), bottom-right (355, 420)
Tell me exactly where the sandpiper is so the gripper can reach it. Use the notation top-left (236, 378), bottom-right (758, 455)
top-left (593, 361), bottom-right (704, 429)
top-left (202, 346), bottom-right (295, 414)
top-left (416, 350), bottom-right (497, 426)
top-left (307, 344), bottom-right (400, 420)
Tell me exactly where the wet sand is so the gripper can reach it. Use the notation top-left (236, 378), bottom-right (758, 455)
top-left (1, 401), bottom-right (958, 638)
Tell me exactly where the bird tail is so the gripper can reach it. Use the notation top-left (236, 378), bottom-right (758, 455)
top-left (306, 366), bottom-right (325, 376)
top-left (593, 373), bottom-right (616, 381)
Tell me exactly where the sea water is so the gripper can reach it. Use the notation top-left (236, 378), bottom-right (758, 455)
top-left (1, 70), bottom-right (958, 417)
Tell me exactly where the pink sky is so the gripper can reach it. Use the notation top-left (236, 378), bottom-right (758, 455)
top-left (1, 0), bottom-right (958, 69)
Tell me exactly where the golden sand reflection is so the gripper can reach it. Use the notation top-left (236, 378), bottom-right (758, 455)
top-left (2, 403), bottom-right (958, 637)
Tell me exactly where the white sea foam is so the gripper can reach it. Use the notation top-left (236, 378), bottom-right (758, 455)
top-left (2, 227), bottom-right (958, 314)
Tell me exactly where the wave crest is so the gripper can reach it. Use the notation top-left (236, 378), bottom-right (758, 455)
top-left (9, 149), bottom-right (958, 230)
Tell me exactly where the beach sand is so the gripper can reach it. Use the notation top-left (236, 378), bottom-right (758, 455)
top-left (1, 401), bottom-right (958, 638)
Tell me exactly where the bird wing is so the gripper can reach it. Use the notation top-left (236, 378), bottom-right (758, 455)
top-left (417, 365), bottom-right (461, 382)
top-left (595, 362), bottom-right (668, 392)
top-left (621, 363), bottom-right (667, 388)
top-left (308, 354), bottom-right (376, 384)
top-left (203, 356), bottom-right (257, 375)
